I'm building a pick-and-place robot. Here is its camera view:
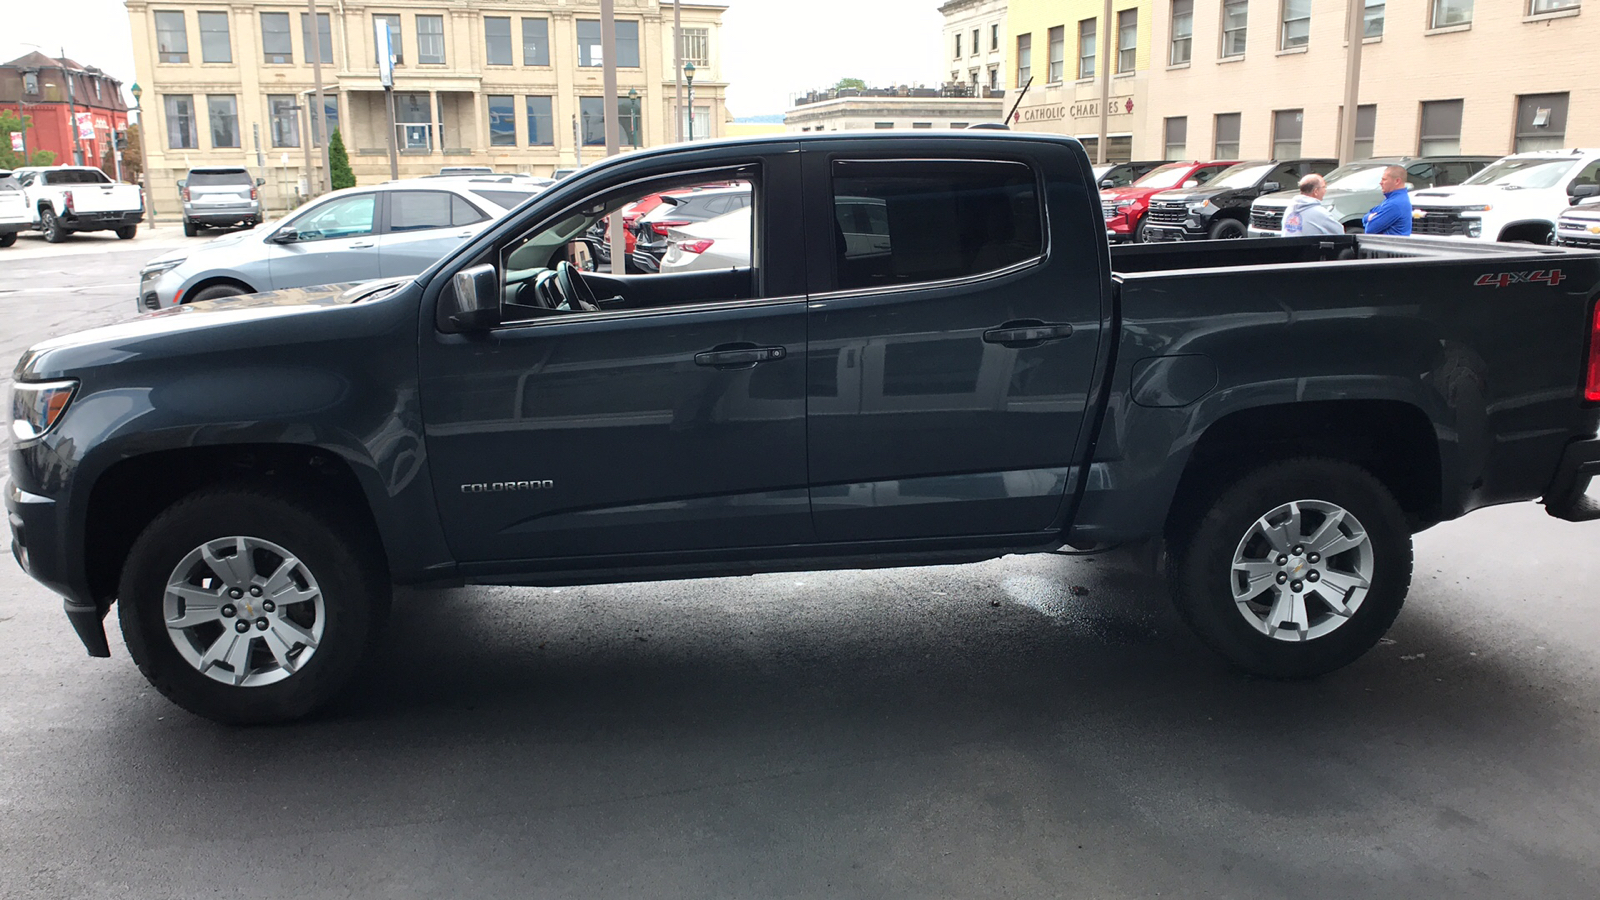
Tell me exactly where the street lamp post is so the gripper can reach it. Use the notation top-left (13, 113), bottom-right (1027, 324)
top-left (627, 87), bottom-right (639, 149)
top-left (130, 82), bottom-right (154, 224)
top-left (684, 61), bottom-right (696, 141)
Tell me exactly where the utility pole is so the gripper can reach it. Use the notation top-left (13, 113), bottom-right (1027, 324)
top-left (1096, 0), bottom-right (1111, 165)
top-left (1338, 0), bottom-right (1365, 165)
top-left (673, 0), bottom-right (683, 142)
top-left (573, 115), bottom-right (583, 167)
top-left (376, 19), bottom-right (399, 180)
top-left (63, 48), bottom-right (84, 165)
top-left (300, 102), bottom-right (315, 198)
top-left (308, 0), bottom-right (330, 192)
top-left (601, 0), bottom-right (624, 274)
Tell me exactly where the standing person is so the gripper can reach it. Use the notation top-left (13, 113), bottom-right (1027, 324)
top-left (1364, 165), bottom-right (1413, 236)
top-left (1283, 173), bottom-right (1344, 236)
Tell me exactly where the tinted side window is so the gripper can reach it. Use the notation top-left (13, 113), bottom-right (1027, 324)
top-left (1407, 164), bottom-right (1436, 188)
top-left (1193, 165), bottom-right (1228, 185)
top-left (1432, 162), bottom-right (1476, 187)
top-left (1309, 160), bottom-right (1338, 177)
top-left (830, 159), bottom-right (1042, 291)
top-left (389, 191), bottom-right (459, 232)
top-left (471, 189), bottom-right (534, 210)
top-left (451, 195), bottom-right (487, 225)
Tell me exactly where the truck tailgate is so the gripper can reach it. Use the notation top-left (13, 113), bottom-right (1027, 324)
top-left (65, 183), bottom-right (142, 213)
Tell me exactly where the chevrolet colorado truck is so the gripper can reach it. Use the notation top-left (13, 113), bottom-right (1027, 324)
top-left (10, 133), bottom-right (1600, 724)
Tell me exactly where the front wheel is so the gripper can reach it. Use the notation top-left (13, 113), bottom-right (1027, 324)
top-left (1133, 217), bottom-right (1150, 243)
top-left (1168, 458), bottom-right (1413, 679)
top-left (1208, 218), bottom-right (1247, 240)
top-left (117, 488), bottom-right (389, 724)
top-left (40, 209), bottom-right (66, 243)
top-left (0, 232), bottom-right (16, 248)
top-left (116, 225), bottom-right (137, 240)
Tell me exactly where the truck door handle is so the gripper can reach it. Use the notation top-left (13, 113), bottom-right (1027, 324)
top-left (349, 240), bottom-right (376, 249)
top-left (694, 343), bottom-right (787, 370)
top-left (983, 320), bottom-right (1074, 347)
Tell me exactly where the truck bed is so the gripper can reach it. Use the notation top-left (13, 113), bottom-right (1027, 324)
top-left (1109, 233), bottom-right (1594, 275)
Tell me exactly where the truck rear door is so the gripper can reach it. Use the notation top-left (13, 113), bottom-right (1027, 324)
top-left (799, 139), bottom-right (1109, 540)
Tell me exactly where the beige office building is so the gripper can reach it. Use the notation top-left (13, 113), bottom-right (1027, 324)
top-left (1141, 0), bottom-right (1600, 162)
top-left (126, 0), bottom-right (728, 214)
top-left (941, 0), bottom-right (1009, 96)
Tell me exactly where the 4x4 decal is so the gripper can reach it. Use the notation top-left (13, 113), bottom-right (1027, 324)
top-left (1475, 269), bottom-right (1566, 288)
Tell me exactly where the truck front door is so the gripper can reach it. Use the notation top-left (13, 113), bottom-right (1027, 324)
top-left (800, 144), bottom-right (1107, 541)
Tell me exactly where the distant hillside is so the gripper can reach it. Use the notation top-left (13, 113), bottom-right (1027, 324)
top-left (733, 114), bottom-right (785, 124)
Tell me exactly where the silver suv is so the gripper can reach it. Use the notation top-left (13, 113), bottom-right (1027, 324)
top-left (181, 167), bottom-right (264, 236)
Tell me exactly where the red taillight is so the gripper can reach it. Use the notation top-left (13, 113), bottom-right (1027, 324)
top-left (181, 186), bottom-right (190, 202)
top-left (249, 185), bottom-right (258, 201)
top-left (650, 220), bottom-right (690, 236)
top-left (62, 190), bottom-right (74, 213)
top-left (678, 239), bottom-right (715, 254)
top-left (1585, 301), bottom-right (1600, 403)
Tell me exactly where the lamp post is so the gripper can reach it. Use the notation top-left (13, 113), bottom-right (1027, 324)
top-left (627, 87), bottom-right (639, 149)
top-left (130, 82), bottom-right (154, 224)
top-left (683, 61), bottom-right (696, 141)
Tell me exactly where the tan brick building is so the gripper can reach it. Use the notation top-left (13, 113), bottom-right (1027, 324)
top-left (126, 0), bottom-right (727, 214)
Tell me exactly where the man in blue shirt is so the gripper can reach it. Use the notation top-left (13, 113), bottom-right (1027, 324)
top-left (1364, 165), bottom-right (1413, 235)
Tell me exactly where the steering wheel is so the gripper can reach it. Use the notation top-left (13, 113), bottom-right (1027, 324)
top-left (555, 261), bottom-right (601, 312)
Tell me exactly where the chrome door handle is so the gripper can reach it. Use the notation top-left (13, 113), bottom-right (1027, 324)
top-left (983, 320), bottom-right (1074, 347)
top-left (694, 344), bottom-right (787, 370)
top-left (349, 240), bottom-right (376, 249)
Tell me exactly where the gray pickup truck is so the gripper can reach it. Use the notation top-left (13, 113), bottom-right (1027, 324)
top-left (10, 133), bottom-right (1600, 724)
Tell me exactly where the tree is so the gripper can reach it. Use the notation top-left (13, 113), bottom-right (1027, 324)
top-left (831, 77), bottom-right (867, 92)
top-left (328, 129), bottom-right (355, 190)
top-left (0, 109), bottom-right (53, 169)
top-left (119, 123), bottom-right (144, 183)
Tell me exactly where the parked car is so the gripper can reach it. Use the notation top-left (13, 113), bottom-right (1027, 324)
top-left (11, 165), bottom-right (143, 242)
top-left (551, 167), bottom-right (581, 180)
top-left (180, 167), bottom-right (264, 236)
top-left (1411, 149), bottom-right (1600, 243)
top-left (137, 179), bottom-right (538, 310)
top-left (631, 184), bottom-right (752, 260)
top-left (1093, 159), bottom-right (1173, 190)
top-left (13, 132), bottom-right (1600, 724)
top-left (1555, 197), bottom-right (1600, 249)
top-left (1250, 156), bottom-right (1496, 236)
top-left (1143, 158), bottom-right (1338, 241)
top-left (1102, 160), bottom-right (1237, 243)
top-left (661, 206), bottom-right (752, 272)
top-left (438, 166), bottom-right (494, 175)
top-left (0, 170), bottom-right (27, 248)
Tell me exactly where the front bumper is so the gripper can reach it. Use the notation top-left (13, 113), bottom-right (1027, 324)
top-left (1543, 437), bottom-right (1600, 523)
top-left (5, 478), bottom-right (109, 657)
top-left (1141, 222), bottom-right (1207, 242)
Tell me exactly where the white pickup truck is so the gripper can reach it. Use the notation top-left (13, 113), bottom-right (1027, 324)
top-left (12, 165), bottom-right (144, 243)
top-left (1409, 149), bottom-right (1600, 244)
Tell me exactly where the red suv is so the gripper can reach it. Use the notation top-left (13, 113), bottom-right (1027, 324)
top-left (1101, 160), bottom-right (1237, 243)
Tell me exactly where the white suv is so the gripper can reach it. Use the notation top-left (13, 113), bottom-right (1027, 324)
top-left (1410, 149), bottom-right (1600, 243)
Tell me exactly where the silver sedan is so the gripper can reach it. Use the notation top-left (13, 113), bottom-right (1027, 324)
top-left (137, 178), bottom-right (541, 311)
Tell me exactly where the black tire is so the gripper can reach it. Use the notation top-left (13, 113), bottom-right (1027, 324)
top-left (1167, 458), bottom-right (1413, 679)
top-left (1208, 217), bottom-right (1247, 240)
top-left (187, 283), bottom-right (250, 303)
top-left (1134, 217), bottom-right (1150, 243)
top-left (1344, 222), bottom-right (1365, 234)
top-left (183, 220), bottom-right (199, 237)
top-left (117, 488), bottom-right (389, 725)
top-left (116, 225), bottom-right (137, 240)
top-left (40, 208), bottom-right (66, 243)
top-left (0, 232), bottom-right (16, 248)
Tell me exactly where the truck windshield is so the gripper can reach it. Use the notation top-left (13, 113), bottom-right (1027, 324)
top-left (44, 169), bottom-right (112, 185)
top-left (1130, 163), bottom-right (1194, 191)
top-left (1462, 157), bottom-right (1578, 190)
top-left (1207, 163), bottom-right (1275, 190)
top-left (1323, 165), bottom-right (1387, 191)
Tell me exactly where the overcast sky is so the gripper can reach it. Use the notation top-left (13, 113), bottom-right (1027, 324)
top-left (2, 0), bottom-right (945, 118)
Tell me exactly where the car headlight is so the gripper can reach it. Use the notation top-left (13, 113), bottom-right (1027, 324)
top-left (1455, 205), bottom-right (1492, 214)
top-left (11, 380), bottom-right (79, 442)
top-left (1116, 198), bottom-right (1136, 209)
top-left (140, 257), bottom-right (186, 277)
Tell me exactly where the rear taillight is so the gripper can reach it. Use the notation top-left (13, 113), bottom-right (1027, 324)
top-left (679, 239), bottom-right (714, 254)
top-left (650, 220), bottom-right (690, 236)
top-left (249, 185), bottom-right (258, 201)
top-left (61, 190), bottom-right (74, 213)
top-left (1586, 301), bottom-right (1600, 403)
top-left (181, 186), bottom-right (190, 202)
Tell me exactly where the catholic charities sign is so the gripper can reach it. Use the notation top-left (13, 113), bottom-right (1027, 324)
top-left (1014, 96), bottom-right (1136, 126)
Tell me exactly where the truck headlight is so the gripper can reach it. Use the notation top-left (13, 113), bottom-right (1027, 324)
top-left (1187, 200), bottom-right (1211, 211)
top-left (11, 380), bottom-right (79, 442)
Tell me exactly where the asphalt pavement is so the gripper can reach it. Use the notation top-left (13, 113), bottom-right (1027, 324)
top-left (1, 237), bottom-right (1599, 899)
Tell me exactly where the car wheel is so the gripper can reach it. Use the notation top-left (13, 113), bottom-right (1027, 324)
top-left (1344, 222), bottom-right (1365, 234)
top-left (0, 232), bottom-right (16, 248)
top-left (1167, 458), bottom-right (1412, 679)
top-left (117, 488), bottom-right (389, 725)
top-left (116, 225), bottom-right (137, 240)
top-left (183, 220), bottom-right (199, 237)
top-left (40, 209), bottom-right (66, 243)
top-left (1134, 218), bottom-right (1150, 243)
top-left (1207, 218), bottom-right (1247, 240)
top-left (187, 283), bottom-right (250, 303)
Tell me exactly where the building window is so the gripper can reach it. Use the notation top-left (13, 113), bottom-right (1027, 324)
top-left (1016, 34), bottom-right (1031, 84)
top-left (395, 92), bottom-right (432, 151)
top-left (261, 12), bottom-right (293, 64)
top-left (1354, 104), bottom-right (1376, 159)
top-left (268, 95), bottom-right (300, 147)
top-left (1222, 0), bottom-right (1249, 57)
top-left (522, 19), bottom-right (550, 66)
top-left (875, 122), bottom-right (894, 129)
top-left (954, 33), bottom-right (962, 59)
top-left (577, 20), bottom-right (640, 67)
top-left (484, 17), bottom-right (512, 66)
top-left (155, 11), bottom-right (188, 64)
top-left (911, 122), bottom-right (933, 129)
top-left (1431, 0), bottom-right (1473, 27)
top-left (1117, 10), bottom-right (1138, 73)
top-left (992, 23), bottom-right (1000, 50)
top-left (374, 14), bottom-right (403, 65)
top-left (681, 28), bottom-right (710, 65)
top-left (488, 95), bottom-right (517, 146)
top-left (525, 96), bottom-right (554, 145)
top-left (988, 66), bottom-right (999, 91)
top-left (1171, 0), bottom-right (1193, 64)
top-left (415, 15), bottom-right (444, 64)
top-left (1281, 0), bottom-right (1311, 49)
top-left (302, 12), bottom-right (333, 64)
top-left (1515, 92), bottom-right (1568, 151)
top-left (1272, 109), bottom-right (1303, 157)
top-left (971, 28), bottom-right (979, 55)
top-left (950, 122), bottom-right (969, 129)
top-left (578, 96), bottom-right (645, 145)
top-left (1364, 0), bottom-right (1385, 37)
top-left (1418, 99), bottom-right (1463, 154)
top-left (1531, 0), bottom-right (1580, 12)
top-left (208, 94), bottom-right (239, 148)
top-left (1077, 19), bottom-right (1096, 80)
top-left (1048, 26), bottom-right (1065, 81)
top-left (198, 11), bottom-right (231, 63)
top-left (164, 94), bottom-right (197, 148)
top-left (314, 96), bottom-right (338, 146)
top-left (1214, 112), bottom-right (1241, 158)
top-left (679, 105), bottom-right (710, 140)
top-left (1165, 116), bottom-right (1187, 158)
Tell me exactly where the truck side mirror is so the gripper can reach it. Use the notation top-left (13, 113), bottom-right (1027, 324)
top-left (1182, 179), bottom-right (1199, 188)
top-left (1570, 183), bottom-right (1600, 202)
top-left (176, 179), bottom-right (187, 190)
top-left (448, 263), bottom-right (503, 331)
top-left (1260, 181), bottom-right (1280, 193)
top-left (256, 177), bottom-right (266, 187)
top-left (1099, 178), bottom-right (1115, 189)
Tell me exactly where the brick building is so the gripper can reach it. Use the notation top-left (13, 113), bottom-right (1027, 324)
top-left (0, 52), bottom-right (132, 174)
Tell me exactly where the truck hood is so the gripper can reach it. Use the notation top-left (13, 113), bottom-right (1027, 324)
top-left (1148, 186), bottom-right (1240, 204)
top-left (15, 279), bottom-right (407, 381)
top-left (1410, 184), bottom-right (1521, 207)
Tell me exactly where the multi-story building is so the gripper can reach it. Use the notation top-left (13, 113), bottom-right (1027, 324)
top-left (126, 0), bottom-right (728, 214)
top-left (784, 85), bottom-right (1003, 133)
top-left (1, 52), bottom-right (132, 173)
top-left (940, 0), bottom-right (1009, 96)
top-left (1004, 0), bottom-right (1154, 162)
top-left (1143, 0), bottom-right (1600, 162)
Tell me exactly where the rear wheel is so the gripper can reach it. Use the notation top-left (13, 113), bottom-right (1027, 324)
top-left (183, 219), bottom-right (199, 237)
top-left (40, 209), bottom-right (66, 243)
top-left (1168, 458), bottom-right (1413, 679)
top-left (117, 488), bottom-right (389, 725)
top-left (116, 225), bottom-right (137, 240)
top-left (0, 232), bottom-right (16, 248)
top-left (1344, 222), bottom-right (1364, 234)
top-left (1134, 217), bottom-right (1150, 243)
top-left (1208, 218), bottom-right (1247, 240)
